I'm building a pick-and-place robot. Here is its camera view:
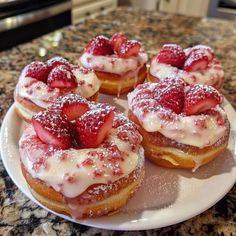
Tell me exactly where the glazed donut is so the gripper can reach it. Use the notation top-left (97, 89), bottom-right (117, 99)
top-left (19, 94), bottom-right (144, 219)
top-left (148, 44), bottom-right (224, 89)
top-left (128, 78), bottom-right (230, 171)
top-left (79, 33), bottom-right (148, 96)
top-left (14, 57), bottom-right (100, 122)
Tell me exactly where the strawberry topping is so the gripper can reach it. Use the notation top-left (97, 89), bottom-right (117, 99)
top-left (110, 32), bottom-right (127, 52)
top-left (156, 44), bottom-right (186, 68)
top-left (154, 77), bottom-right (185, 114)
top-left (184, 45), bottom-right (214, 62)
top-left (47, 65), bottom-right (77, 89)
top-left (47, 56), bottom-right (70, 70)
top-left (84, 35), bottom-right (114, 56)
top-left (75, 108), bottom-right (114, 148)
top-left (184, 84), bottom-right (222, 115)
top-left (183, 52), bottom-right (209, 72)
top-left (25, 61), bottom-right (50, 83)
top-left (117, 40), bottom-right (141, 58)
top-left (32, 110), bottom-right (72, 149)
top-left (51, 94), bottom-right (89, 121)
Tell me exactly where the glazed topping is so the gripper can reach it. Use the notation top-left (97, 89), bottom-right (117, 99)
top-left (184, 84), bottom-right (222, 115)
top-left (47, 65), bottom-right (77, 89)
top-left (15, 57), bottom-right (100, 108)
top-left (51, 94), bottom-right (89, 121)
top-left (32, 110), bottom-right (72, 149)
top-left (20, 97), bottom-right (142, 198)
top-left (128, 80), bottom-right (228, 148)
top-left (156, 44), bottom-right (186, 68)
top-left (75, 108), bottom-right (114, 148)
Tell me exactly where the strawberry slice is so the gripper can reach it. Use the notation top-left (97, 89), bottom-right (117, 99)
top-left (184, 84), bottom-right (222, 115)
top-left (110, 32), bottom-right (127, 52)
top-left (25, 61), bottom-right (50, 83)
top-left (155, 77), bottom-right (185, 114)
top-left (183, 53), bottom-right (208, 72)
top-left (47, 65), bottom-right (77, 89)
top-left (75, 108), bottom-right (114, 148)
top-left (118, 40), bottom-right (141, 58)
top-left (185, 45), bottom-right (214, 62)
top-left (156, 44), bottom-right (186, 68)
top-left (32, 110), bottom-right (72, 149)
top-left (47, 56), bottom-right (70, 70)
top-left (84, 35), bottom-right (114, 56)
top-left (52, 94), bottom-right (89, 121)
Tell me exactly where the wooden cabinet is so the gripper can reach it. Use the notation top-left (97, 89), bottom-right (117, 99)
top-left (72, 0), bottom-right (118, 24)
top-left (159, 0), bottom-right (210, 17)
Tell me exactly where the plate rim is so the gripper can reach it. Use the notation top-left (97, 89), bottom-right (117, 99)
top-left (0, 102), bottom-right (236, 231)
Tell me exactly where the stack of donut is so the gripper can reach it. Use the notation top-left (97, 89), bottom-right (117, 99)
top-left (14, 36), bottom-right (231, 219)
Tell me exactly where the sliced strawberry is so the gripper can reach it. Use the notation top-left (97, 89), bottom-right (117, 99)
top-left (47, 65), bottom-right (77, 89)
top-left (52, 94), bottom-right (89, 121)
top-left (118, 40), bottom-right (141, 58)
top-left (32, 110), bottom-right (72, 149)
top-left (185, 45), bottom-right (214, 62)
top-left (47, 56), bottom-right (70, 70)
top-left (25, 61), bottom-right (50, 83)
top-left (84, 35), bottom-right (114, 56)
top-left (184, 84), bottom-right (222, 115)
top-left (183, 53), bottom-right (209, 72)
top-left (110, 32), bottom-right (127, 52)
top-left (155, 77), bottom-right (185, 114)
top-left (75, 108), bottom-right (114, 148)
top-left (156, 44), bottom-right (186, 68)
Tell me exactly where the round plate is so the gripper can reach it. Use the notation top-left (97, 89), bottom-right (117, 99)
top-left (1, 95), bottom-right (236, 231)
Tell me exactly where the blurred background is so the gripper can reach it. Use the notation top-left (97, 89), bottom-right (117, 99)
top-left (0, 0), bottom-right (236, 51)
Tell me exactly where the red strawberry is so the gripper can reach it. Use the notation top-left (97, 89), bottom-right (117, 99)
top-left (155, 77), bottom-right (185, 114)
top-left (156, 44), bottom-right (186, 68)
top-left (52, 94), bottom-right (89, 121)
top-left (25, 61), bottom-right (50, 83)
top-left (110, 32), bottom-right (127, 52)
top-left (47, 56), bottom-right (70, 70)
top-left (84, 35), bottom-right (114, 56)
top-left (32, 110), bottom-right (72, 149)
top-left (75, 108), bottom-right (114, 148)
top-left (184, 84), bottom-right (222, 115)
top-left (47, 65), bottom-right (77, 89)
top-left (117, 40), bottom-right (141, 58)
top-left (183, 53), bottom-right (209, 72)
top-left (185, 45), bottom-right (214, 62)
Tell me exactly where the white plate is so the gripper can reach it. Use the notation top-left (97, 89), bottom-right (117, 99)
top-left (1, 95), bottom-right (236, 231)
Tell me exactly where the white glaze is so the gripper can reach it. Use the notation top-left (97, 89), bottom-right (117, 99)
top-left (128, 86), bottom-right (228, 148)
top-left (15, 67), bottom-right (100, 108)
top-left (80, 52), bottom-right (148, 75)
top-left (150, 58), bottom-right (224, 87)
top-left (19, 125), bottom-right (141, 198)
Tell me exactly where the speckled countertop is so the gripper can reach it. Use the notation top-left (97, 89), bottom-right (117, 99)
top-left (0, 7), bottom-right (236, 235)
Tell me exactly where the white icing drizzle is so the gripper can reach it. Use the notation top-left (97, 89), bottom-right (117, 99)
top-left (15, 67), bottom-right (100, 108)
top-left (150, 58), bottom-right (224, 87)
top-left (128, 85), bottom-right (228, 148)
top-left (80, 52), bottom-right (148, 75)
top-left (19, 125), bottom-right (141, 198)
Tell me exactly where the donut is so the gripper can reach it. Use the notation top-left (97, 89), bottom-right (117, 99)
top-left (14, 57), bottom-right (101, 122)
top-left (79, 33), bottom-right (148, 96)
top-left (148, 44), bottom-right (224, 89)
top-left (19, 94), bottom-right (144, 219)
top-left (128, 78), bottom-right (230, 171)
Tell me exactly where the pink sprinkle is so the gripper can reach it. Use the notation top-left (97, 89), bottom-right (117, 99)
top-left (64, 172), bottom-right (76, 183)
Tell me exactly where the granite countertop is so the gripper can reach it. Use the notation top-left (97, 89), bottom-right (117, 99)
top-left (0, 7), bottom-right (236, 235)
